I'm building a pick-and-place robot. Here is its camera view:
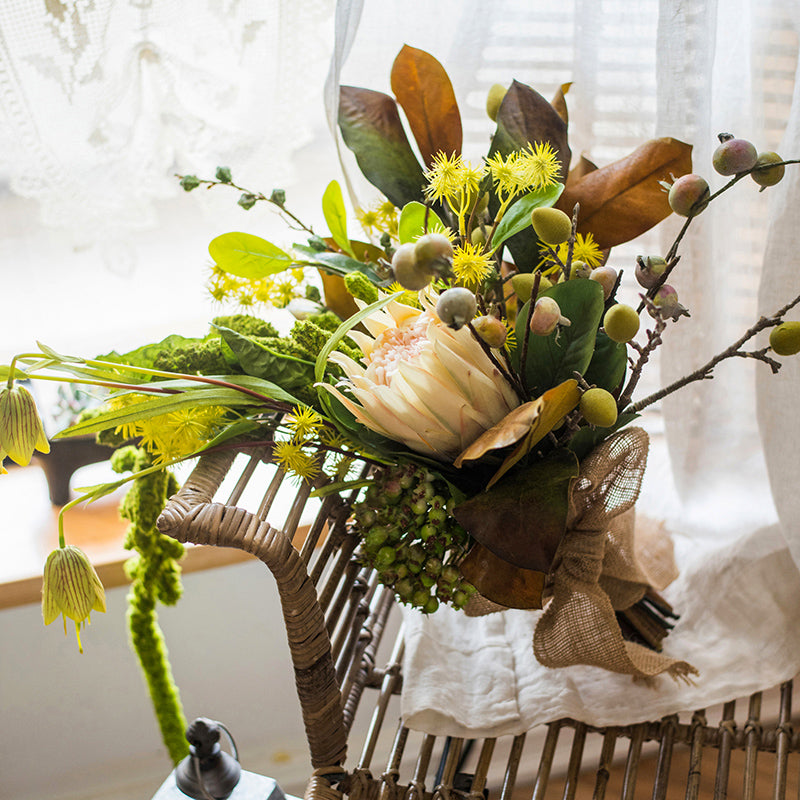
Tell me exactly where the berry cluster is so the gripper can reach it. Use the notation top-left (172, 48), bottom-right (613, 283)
top-left (352, 463), bottom-right (476, 614)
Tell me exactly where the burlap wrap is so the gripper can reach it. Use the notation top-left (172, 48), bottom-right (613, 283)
top-left (466, 427), bottom-right (698, 682)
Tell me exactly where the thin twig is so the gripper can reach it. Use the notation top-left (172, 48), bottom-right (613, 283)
top-left (627, 291), bottom-right (800, 413)
top-left (466, 321), bottom-right (527, 400)
top-left (616, 301), bottom-right (668, 411)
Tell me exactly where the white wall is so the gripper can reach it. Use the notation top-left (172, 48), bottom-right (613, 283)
top-left (1, 560), bottom-right (354, 800)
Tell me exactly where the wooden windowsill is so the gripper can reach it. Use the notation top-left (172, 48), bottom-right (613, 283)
top-left (0, 462), bottom-right (254, 610)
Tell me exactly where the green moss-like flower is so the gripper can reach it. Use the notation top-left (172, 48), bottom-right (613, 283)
top-left (0, 384), bottom-right (50, 466)
top-left (211, 314), bottom-right (279, 339)
top-left (344, 272), bottom-right (379, 304)
top-left (42, 545), bottom-right (106, 652)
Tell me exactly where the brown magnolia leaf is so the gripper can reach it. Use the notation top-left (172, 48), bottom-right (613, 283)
top-left (453, 448), bottom-right (578, 572)
top-left (551, 81), bottom-right (572, 124)
top-left (556, 137), bottom-right (693, 250)
top-left (459, 542), bottom-right (546, 609)
top-left (318, 271), bottom-right (359, 320)
top-left (565, 154), bottom-right (598, 189)
top-left (487, 379), bottom-right (581, 488)
top-left (454, 379), bottom-right (580, 470)
top-left (391, 45), bottom-right (462, 167)
top-left (491, 80), bottom-right (571, 181)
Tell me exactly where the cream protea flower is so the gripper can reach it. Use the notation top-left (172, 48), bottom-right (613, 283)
top-left (321, 294), bottom-right (520, 460)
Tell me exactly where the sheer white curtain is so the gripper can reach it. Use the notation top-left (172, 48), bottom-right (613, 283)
top-left (3, 0), bottom-right (800, 729)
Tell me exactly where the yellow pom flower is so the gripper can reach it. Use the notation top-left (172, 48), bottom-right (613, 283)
top-left (518, 141), bottom-right (561, 190)
top-left (486, 151), bottom-right (523, 198)
top-left (452, 242), bottom-right (495, 287)
top-left (42, 545), bottom-right (106, 653)
top-left (286, 405), bottom-right (323, 442)
top-left (273, 440), bottom-right (320, 482)
top-left (542, 232), bottom-right (605, 271)
top-left (424, 152), bottom-right (466, 205)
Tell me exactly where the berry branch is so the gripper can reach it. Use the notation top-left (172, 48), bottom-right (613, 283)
top-left (626, 290), bottom-right (800, 413)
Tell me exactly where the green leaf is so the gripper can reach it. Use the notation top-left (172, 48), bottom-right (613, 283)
top-left (216, 327), bottom-right (314, 397)
top-left (100, 334), bottom-right (203, 372)
top-left (314, 291), bottom-right (403, 383)
top-left (0, 364), bottom-right (28, 381)
top-left (491, 183), bottom-right (565, 250)
top-left (292, 244), bottom-right (382, 283)
top-left (338, 85), bottom-right (427, 208)
top-left (54, 387), bottom-right (270, 439)
top-left (453, 448), bottom-right (578, 573)
top-left (322, 180), bottom-right (355, 257)
top-left (583, 329), bottom-right (627, 394)
top-left (514, 279), bottom-right (605, 394)
top-left (208, 232), bottom-right (294, 279)
top-left (398, 202), bottom-right (447, 244)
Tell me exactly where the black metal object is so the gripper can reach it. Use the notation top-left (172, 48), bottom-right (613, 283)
top-left (175, 718), bottom-right (242, 800)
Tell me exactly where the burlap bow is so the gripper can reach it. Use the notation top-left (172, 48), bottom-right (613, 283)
top-left (467, 427), bottom-right (697, 682)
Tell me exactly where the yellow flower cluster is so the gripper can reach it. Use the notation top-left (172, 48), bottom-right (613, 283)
top-left (106, 394), bottom-right (230, 465)
top-left (273, 405), bottom-right (357, 483)
top-left (206, 264), bottom-right (306, 309)
top-left (357, 199), bottom-right (399, 239)
top-left (540, 232), bottom-right (605, 273)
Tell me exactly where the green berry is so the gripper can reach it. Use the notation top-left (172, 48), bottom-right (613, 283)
top-left (436, 287), bottom-right (477, 330)
top-left (751, 151), bottom-right (785, 188)
top-left (511, 273), bottom-right (552, 303)
top-left (569, 260), bottom-right (591, 280)
top-left (270, 188), bottom-right (286, 205)
top-left (712, 133), bottom-right (758, 176)
top-left (635, 255), bottom-right (668, 289)
top-left (589, 266), bottom-right (618, 300)
top-left (486, 83), bottom-right (507, 121)
top-left (375, 546), bottom-right (397, 569)
top-left (603, 304), bottom-right (640, 343)
top-left (414, 233), bottom-right (453, 275)
top-left (668, 174), bottom-right (710, 217)
top-left (770, 321), bottom-right (800, 356)
top-left (423, 595), bottom-right (440, 615)
top-left (580, 388), bottom-right (618, 428)
top-left (531, 207), bottom-right (573, 245)
top-left (472, 315), bottom-right (508, 348)
top-left (392, 242), bottom-right (432, 290)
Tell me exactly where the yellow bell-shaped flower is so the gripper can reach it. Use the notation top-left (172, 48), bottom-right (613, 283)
top-left (42, 545), bottom-right (106, 652)
top-left (0, 383), bottom-right (50, 466)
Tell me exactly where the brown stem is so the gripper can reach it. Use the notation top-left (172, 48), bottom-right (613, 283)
top-left (518, 272), bottom-right (543, 397)
top-left (466, 321), bottom-right (526, 400)
top-left (616, 306), bottom-right (667, 411)
top-left (627, 291), bottom-right (800, 413)
top-left (562, 203), bottom-right (580, 282)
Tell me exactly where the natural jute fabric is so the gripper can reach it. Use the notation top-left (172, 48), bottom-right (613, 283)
top-left (467, 427), bottom-right (697, 681)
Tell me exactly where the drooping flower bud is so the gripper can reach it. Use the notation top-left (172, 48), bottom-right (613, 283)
top-left (0, 383), bottom-right (50, 466)
top-left (42, 545), bottom-right (106, 652)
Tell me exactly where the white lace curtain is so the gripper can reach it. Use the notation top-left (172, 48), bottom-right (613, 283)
top-left (3, 0), bottom-right (800, 726)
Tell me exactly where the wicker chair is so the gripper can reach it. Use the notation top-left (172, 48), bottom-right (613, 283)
top-left (157, 447), bottom-right (800, 800)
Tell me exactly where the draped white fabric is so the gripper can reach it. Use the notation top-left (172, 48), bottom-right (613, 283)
top-left (3, 0), bottom-right (800, 730)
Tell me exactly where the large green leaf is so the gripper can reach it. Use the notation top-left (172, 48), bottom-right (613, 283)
top-left (453, 448), bottom-right (578, 573)
top-left (322, 180), bottom-right (355, 257)
top-left (209, 232), bottom-right (294, 279)
top-left (583, 328), bottom-right (627, 395)
top-left (514, 279), bottom-right (605, 394)
top-left (491, 182), bottom-right (564, 250)
top-left (292, 244), bottom-right (382, 283)
top-left (339, 85), bottom-right (426, 208)
top-left (397, 201), bottom-right (447, 244)
top-left (217, 327), bottom-right (315, 394)
top-left (54, 387), bottom-right (270, 439)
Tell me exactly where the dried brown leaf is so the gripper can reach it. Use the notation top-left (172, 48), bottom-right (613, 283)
top-left (459, 543), bottom-right (546, 609)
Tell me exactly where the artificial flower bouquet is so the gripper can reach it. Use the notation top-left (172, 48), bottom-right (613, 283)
top-left (4, 45), bottom-right (800, 756)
